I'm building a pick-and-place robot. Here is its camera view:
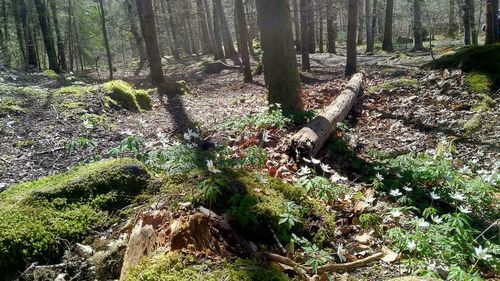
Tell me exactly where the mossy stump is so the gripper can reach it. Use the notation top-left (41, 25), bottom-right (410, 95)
top-left (103, 80), bottom-right (153, 112)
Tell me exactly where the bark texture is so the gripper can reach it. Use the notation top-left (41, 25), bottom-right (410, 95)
top-left (235, 0), bottom-right (252, 82)
top-left (300, 0), bottom-right (311, 71)
top-left (413, 0), bottom-right (424, 51)
top-left (33, 0), bottom-right (60, 72)
top-left (382, 0), bottom-right (394, 52)
top-left (345, 0), bottom-right (359, 77)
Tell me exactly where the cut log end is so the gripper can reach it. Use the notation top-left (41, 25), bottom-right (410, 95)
top-left (290, 73), bottom-right (364, 160)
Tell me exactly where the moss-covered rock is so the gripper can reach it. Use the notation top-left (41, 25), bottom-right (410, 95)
top-left (176, 80), bottom-right (191, 95)
top-left (126, 252), bottom-right (289, 281)
top-left (463, 112), bottom-right (482, 134)
top-left (465, 72), bottom-right (493, 94)
top-left (43, 70), bottom-right (59, 80)
top-left (0, 158), bottom-right (150, 270)
top-left (103, 80), bottom-right (153, 112)
top-left (134, 89), bottom-right (154, 110)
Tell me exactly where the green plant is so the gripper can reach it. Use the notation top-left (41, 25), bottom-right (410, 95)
top-left (108, 135), bottom-right (145, 160)
top-left (65, 137), bottom-right (96, 154)
top-left (241, 146), bottom-right (268, 168)
top-left (291, 234), bottom-right (334, 274)
top-left (278, 201), bottom-right (302, 230)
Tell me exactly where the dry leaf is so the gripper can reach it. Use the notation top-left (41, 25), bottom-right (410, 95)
top-left (381, 246), bottom-right (400, 263)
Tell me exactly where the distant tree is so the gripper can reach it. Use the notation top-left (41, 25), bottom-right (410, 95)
top-left (326, 0), bottom-right (337, 53)
top-left (412, 0), bottom-right (424, 51)
top-left (366, 0), bottom-right (377, 53)
top-left (464, 0), bottom-right (472, 45)
top-left (135, 0), bottom-right (165, 88)
top-left (293, 0), bottom-right (302, 50)
top-left (33, 0), bottom-right (60, 73)
top-left (346, 0), bottom-right (359, 76)
top-left (164, 0), bottom-right (180, 60)
top-left (196, 0), bottom-right (213, 53)
top-left (213, 0), bottom-right (241, 64)
top-left (300, 0), bottom-right (311, 71)
top-left (255, 0), bottom-right (303, 114)
top-left (485, 0), bottom-right (499, 44)
top-left (235, 0), bottom-right (252, 82)
top-left (448, 0), bottom-right (458, 37)
top-left (49, 0), bottom-right (67, 71)
top-left (211, 0), bottom-right (226, 61)
top-left (358, 0), bottom-right (365, 45)
top-left (97, 0), bottom-right (113, 79)
top-left (307, 0), bottom-right (316, 53)
top-left (382, 0), bottom-right (394, 52)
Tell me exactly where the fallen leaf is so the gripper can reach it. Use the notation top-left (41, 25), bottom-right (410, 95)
top-left (381, 246), bottom-right (400, 263)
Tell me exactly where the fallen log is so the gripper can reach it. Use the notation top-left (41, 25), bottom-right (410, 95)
top-left (290, 73), bottom-right (364, 159)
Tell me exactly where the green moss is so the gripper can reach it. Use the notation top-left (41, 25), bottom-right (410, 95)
top-left (14, 140), bottom-right (35, 148)
top-left (0, 158), bottom-right (150, 270)
top-left (43, 70), bottom-right (59, 80)
top-left (428, 44), bottom-right (500, 89)
top-left (0, 97), bottom-right (26, 115)
top-left (463, 113), bottom-right (482, 134)
top-left (103, 80), bottom-right (153, 112)
top-left (176, 80), bottom-right (191, 95)
top-left (161, 170), bottom-right (335, 243)
top-left (55, 85), bottom-right (94, 97)
top-left (368, 79), bottom-right (420, 94)
top-left (134, 89), bottom-right (153, 110)
top-left (61, 102), bottom-right (84, 110)
top-left (126, 252), bottom-right (289, 281)
top-left (465, 72), bottom-right (493, 94)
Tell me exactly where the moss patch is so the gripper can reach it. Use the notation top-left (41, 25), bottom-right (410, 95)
top-left (463, 113), bottom-right (483, 134)
top-left (55, 85), bottom-right (95, 97)
top-left (0, 158), bottom-right (150, 270)
top-left (126, 252), bottom-right (289, 281)
top-left (368, 78), bottom-right (420, 94)
top-left (465, 72), bottom-right (493, 94)
top-left (103, 80), bottom-right (153, 112)
top-left (0, 97), bottom-right (26, 116)
top-left (428, 44), bottom-right (500, 90)
top-left (43, 70), bottom-right (59, 80)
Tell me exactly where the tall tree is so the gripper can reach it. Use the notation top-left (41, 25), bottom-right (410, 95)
top-left (366, 0), bottom-right (377, 53)
top-left (448, 0), bottom-right (458, 36)
top-left (126, 0), bottom-right (147, 76)
top-left (307, 0), bottom-right (316, 53)
top-left (346, 0), bottom-right (359, 76)
top-left (382, 0), bottom-right (394, 52)
top-left (464, 0), bottom-right (472, 45)
top-left (164, 0), bottom-right (180, 60)
top-left (255, 0), bottom-right (303, 114)
top-left (470, 0), bottom-right (478, 45)
top-left (358, 0), bottom-right (365, 45)
top-left (293, 0), bottom-right (301, 50)
top-left (135, 0), bottom-right (165, 88)
top-left (300, 0), bottom-right (311, 71)
top-left (49, 0), bottom-right (67, 71)
top-left (235, 0), bottom-right (252, 82)
top-left (1, 0), bottom-right (9, 66)
top-left (213, 0), bottom-right (240, 64)
top-left (33, 0), bottom-right (60, 72)
top-left (196, 0), bottom-right (213, 53)
top-left (485, 0), bottom-right (499, 44)
top-left (319, 2), bottom-right (324, 52)
top-left (326, 0), bottom-right (337, 54)
top-left (412, 0), bottom-right (424, 51)
top-left (98, 0), bottom-right (113, 79)
top-left (212, 0), bottom-right (226, 61)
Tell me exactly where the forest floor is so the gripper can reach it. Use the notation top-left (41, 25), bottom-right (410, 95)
top-left (0, 46), bottom-right (499, 280)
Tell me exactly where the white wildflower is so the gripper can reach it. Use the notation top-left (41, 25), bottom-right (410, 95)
top-left (297, 166), bottom-right (311, 176)
top-left (431, 216), bottom-right (443, 224)
top-left (320, 163), bottom-right (333, 173)
top-left (262, 130), bottom-right (270, 143)
top-left (364, 195), bottom-right (376, 204)
top-left (206, 160), bottom-right (221, 174)
top-left (390, 209), bottom-right (403, 218)
top-left (474, 246), bottom-right (492, 261)
top-left (375, 173), bottom-right (384, 181)
top-left (416, 219), bottom-right (430, 229)
top-left (311, 157), bottom-right (321, 164)
top-left (337, 243), bottom-right (346, 263)
top-left (407, 240), bottom-right (416, 252)
top-left (403, 186), bottom-right (413, 192)
top-left (390, 189), bottom-right (402, 197)
top-left (450, 192), bottom-right (466, 201)
top-left (458, 206), bottom-right (472, 214)
top-left (430, 191), bottom-right (441, 200)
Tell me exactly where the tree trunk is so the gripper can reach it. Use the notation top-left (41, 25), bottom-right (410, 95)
top-left (366, 0), bottom-right (376, 53)
top-left (485, 0), bottom-right (498, 44)
top-left (126, 0), bottom-right (147, 76)
top-left (326, 0), bottom-right (337, 54)
top-left (255, 0), bottom-right (303, 114)
top-left (382, 0), bottom-right (394, 52)
top-left (494, 0), bottom-right (499, 43)
top-left (67, 0), bottom-right (74, 72)
top-left (307, 0), bottom-right (316, 53)
top-left (365, 0), bottom-right (374, 53)
top-left (300, 0), bottom-right (311, 71)
top-left (470, 0), bottom-right (478, 45)
top-left (212, 0), bottom-right (226, 61)
top-left (165, 0), bottom-right (181, 60)
top-left (319, 3), bottom-right (324, 52)
top-left (186, 0), bottom-right (197, 54)
top-left (412, 0), bottom-right (424, 51)
top-left (135, 0), bottom-right (166, 90)
top-left (290, 73), bottom-right (364, 158)
top-left (293, 0), bottom-right (301, 50)
top-left (358, 0), bottom-right (364, 45)
top-left (213, 0), bottom-right (240, 64)
top-left (98, 0), bottom-right (113, 79)
top-left (49, 0), bottom-right (67, 71)
top-left (235, 0), bottom-right (252, 82)
top-left (1, 0), bottom-right (9, 66)
top-left (12, 0), bottom-right (26, 63)
top-left (33, 0), bottom-right (60, 72)
top-left (448, 0), bottom-right (457, 36)
top-left (464, 0), bottom-right (472, 45)
top-left (196, 0), bottom-right (213, 53)
top-left (346, 0), bottom-right (359, 77)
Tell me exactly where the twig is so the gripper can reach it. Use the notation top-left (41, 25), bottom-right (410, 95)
top-left (35, 147), bottom-right (64, 155)
top-left (0, 157), bottom-right (10, 164)
top-left (267, 223), bottom-right (287, 255)
top-left (475, 219), bottom-right (500, 241)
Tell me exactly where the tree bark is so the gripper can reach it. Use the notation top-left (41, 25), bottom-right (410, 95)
top-left (319, 2), bottom-right (324, 52)
top-left (98, 0), bottom-right (113, 79)
top-left (1, 0), bottom-right (9, 66)
top-left (212, 0), bottom-right (226, 61)
top-left (135, 0), bottom-right (165, 87)
top-left (346, 0), bottom-right (359, 77)
top-left (255, 0), bottom-right (304, 114)
top-left (165, 0), bottom-right (180, 60)
top-left (412, 0), bottom-right (424, 51)
top-left (464, 0), bottom-right (472, 45)
top-left (290, 73), bottom-right (364, 158)
top-left (301, 0), bottom-right (311, 71)
top-left (326, 0), bottom-right (337, 54)
top-left (293, 0), bottom-right (301, 50)
top-left (307, 0), bottom-right (316, 53)
top-left (366, 0), bottom-right (376, 53)
top-left (126, 0), bottom-right (147, 76)
top-left (470, 0), bottom-right (478, 45)
top-left (382, 0), bottom-right (394, 52)
top-left (67, 0), bottom-right (74, 71)
top-left (485, 0), bottom-right (498, 44)
top-left (49, 0), bottom-right (67, 71)
top-left (358, 0), bottom-right (364, 45)
top-left (235, 0), bottom-right (252, 82)
top-left (12, 0), bottom-right (26, 63)
top-left (448, 0), bottom-right (457, 36)
top-left (196, 0), bottom-right (213, 53)
top-left (33, 0), bottom-right (60, 72)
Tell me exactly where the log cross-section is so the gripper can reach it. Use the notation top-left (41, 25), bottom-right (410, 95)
top-left (290, 73), bottom-right (364, 159)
